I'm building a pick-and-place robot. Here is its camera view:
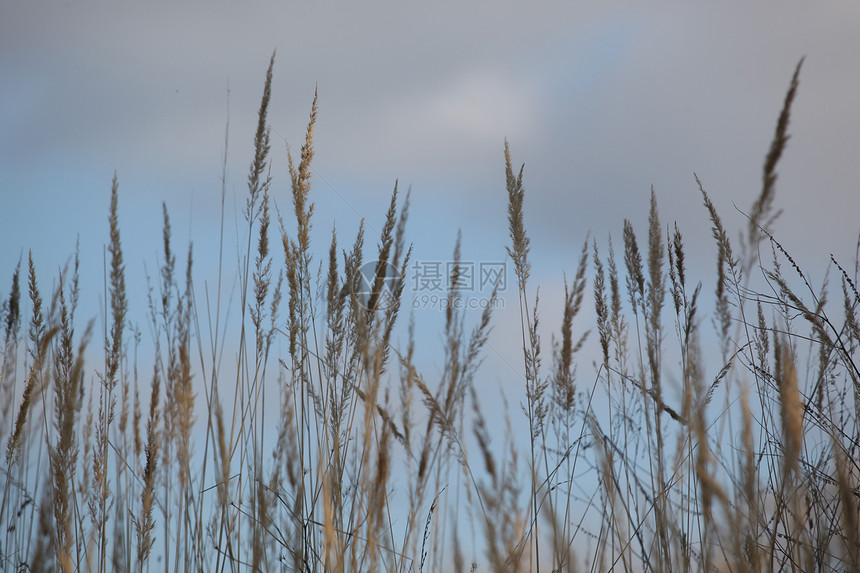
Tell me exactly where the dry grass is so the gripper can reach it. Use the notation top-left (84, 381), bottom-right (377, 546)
top-left (2, 55), bottom-right (859, 573)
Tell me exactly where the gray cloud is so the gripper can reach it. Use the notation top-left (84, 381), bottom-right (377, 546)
top-left (1, 1), bottom-right (858, 324)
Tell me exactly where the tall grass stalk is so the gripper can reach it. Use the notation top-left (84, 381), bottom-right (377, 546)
top-left (4, 54), bottom-right (860, 573)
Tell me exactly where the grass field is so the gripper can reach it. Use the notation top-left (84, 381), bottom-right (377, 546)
top-left (2, 54), bottom-right (859, 572)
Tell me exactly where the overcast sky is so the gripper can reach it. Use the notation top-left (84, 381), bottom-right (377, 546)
top-left (2, 2), bottom-right (859, 397)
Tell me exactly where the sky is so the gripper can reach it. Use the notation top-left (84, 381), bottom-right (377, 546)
top-left (2, 0), bottom-right (860, 565)
top-left (4, 2), bottom-right (859, 373)
top-left (2, 1), bottom-right (859, 401)
top-left (0, 1), bottom-right (858, 416)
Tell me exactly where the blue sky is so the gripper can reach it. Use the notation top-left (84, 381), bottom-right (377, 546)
top-left (3, 2), bottom-right (860, 567)
top-left (2, 0), bottom-right (859, 448)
